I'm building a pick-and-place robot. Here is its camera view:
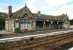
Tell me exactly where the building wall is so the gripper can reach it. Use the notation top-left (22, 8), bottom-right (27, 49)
top-left (15, 22), bottom-right (19, 28)
top-left (32, 20), bottom-right (36, 31)
top-left (5, 20), bottom-right (8, 31)
top-left (27, 20), bottom-right (33, 31)
top-left (18, 19), bottom-right (33, 32)
top-left (5, 19), bottom-right (70, 32)
top-left (20, 23), bottom-right (28, 31)
top-left (5, 19), bottom-right (15, 32)
top-left (63, 20), bottom-right (70, 29)
top-left (20, 19), bottom-right (36, 32)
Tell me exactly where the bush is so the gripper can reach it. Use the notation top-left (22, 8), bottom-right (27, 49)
top-left (15, 28), bottom-right (21, 33)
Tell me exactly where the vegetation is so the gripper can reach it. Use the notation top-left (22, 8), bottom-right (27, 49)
top-left (0, 12), bottom-right (7, 30)
top-left (0, 16), bottom-right (5, 30)
top-left (15, 28), bottom-right (21, 33)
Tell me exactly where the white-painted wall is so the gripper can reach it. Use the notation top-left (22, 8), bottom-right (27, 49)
top-left (20, 23), bottom-right (28, 30)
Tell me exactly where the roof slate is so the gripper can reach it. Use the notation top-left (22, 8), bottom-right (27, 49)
top-left (12, 6), bottom-right (68, 21)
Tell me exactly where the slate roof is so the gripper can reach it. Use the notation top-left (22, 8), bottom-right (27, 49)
top-left (13, 6), bottom-right (32, 17)
top-left (32, 13), bottom-right (68, 21)
top-left (32, 13), bottom-right (55, 20)
top-left (12, 5), bottom-right (68, 21)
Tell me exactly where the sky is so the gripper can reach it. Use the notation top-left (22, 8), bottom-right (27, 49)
top-left (0, 0), bottom-right (73, 19)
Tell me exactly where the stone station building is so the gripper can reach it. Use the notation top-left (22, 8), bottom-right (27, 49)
top-left (5, 5), bottom-right (70, 32)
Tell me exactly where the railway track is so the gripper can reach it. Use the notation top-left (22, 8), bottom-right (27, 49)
top-left (19, 32), bottom-right (73, 49)
top-left (0, 30), bottom-right (73, 50)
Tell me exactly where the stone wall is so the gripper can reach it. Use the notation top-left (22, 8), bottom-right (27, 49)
top-left (5, 19), bottom-right (14, 32)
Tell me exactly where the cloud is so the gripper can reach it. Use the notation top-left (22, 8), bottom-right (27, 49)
top-left (27, 0), bottom-right (70, 12)
top-left (0, 0), bottom-right (73, 19)
top-left (0, 2), bottom-right (9, 13)
top-left (26, 0), bottom-right (73, 19)
top-left (0, 0), bottom-right (26, 13)
top-left (48, 2), bottom-right (73, 19)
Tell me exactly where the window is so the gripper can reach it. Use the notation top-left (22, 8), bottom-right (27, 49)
top-left (24, 13), bottom-right (28, 17)
top-left (20, 13), bottom-right (28, 19)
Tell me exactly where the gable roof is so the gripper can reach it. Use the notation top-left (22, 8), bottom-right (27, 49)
top-left (13, 6), bottom-right (32, 17)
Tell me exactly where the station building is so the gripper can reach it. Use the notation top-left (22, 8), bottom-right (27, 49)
top-left (5, 5), bottom-right (70, 32)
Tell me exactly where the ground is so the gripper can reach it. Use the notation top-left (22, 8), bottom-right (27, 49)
top-left (0, 29), bottom-right (72, 39)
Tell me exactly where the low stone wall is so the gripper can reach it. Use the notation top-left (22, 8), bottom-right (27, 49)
top-left (70, 25), bottom-right (73, 29)
top-left (0, 40), bottom-right (26, 50)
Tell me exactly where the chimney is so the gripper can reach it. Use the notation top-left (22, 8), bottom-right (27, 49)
top-left (8, 6), bottom-right (12, 18)
top-left (38, 11), bottom-right (41, 14)
top-left (37, 11), bottom-right (41, 16)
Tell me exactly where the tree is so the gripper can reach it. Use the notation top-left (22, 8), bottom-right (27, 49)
top-left (0, 16), bottom-right (5, 30)
top-left (0, 12), bottom-right (7, 30)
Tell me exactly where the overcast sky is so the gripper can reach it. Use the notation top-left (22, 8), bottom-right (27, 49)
top-left (0, 0), bottom-right (73, 19)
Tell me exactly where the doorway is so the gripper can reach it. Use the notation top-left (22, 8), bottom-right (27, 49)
top-left (36, 21), bottom-right (44, 31)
